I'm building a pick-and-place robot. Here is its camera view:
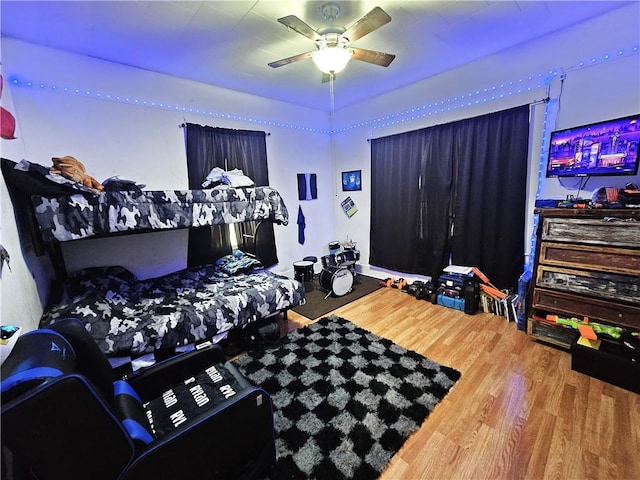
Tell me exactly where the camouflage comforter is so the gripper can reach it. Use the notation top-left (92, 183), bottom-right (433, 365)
top-left (39, 265), bottom-right (305, 356)
top-left (31, 186), bottom-right (289, 242)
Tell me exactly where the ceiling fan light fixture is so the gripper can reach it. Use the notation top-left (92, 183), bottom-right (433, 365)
top-left (312, 47), bottom-right (352, 74)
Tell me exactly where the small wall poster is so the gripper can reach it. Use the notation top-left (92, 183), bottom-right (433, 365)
top-left (341, 196), bottom-right (358, 218)
top-left (297, 173), bottom-right (317, 200)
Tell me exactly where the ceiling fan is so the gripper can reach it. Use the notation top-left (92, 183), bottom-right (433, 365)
top-left (268, 3), bottom-right (396, 82)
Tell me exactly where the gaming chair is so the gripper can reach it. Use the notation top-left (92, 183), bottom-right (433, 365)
top-left (1, 318), bottom-right (275, 480)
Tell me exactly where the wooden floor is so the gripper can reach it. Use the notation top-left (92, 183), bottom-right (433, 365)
top-left (285, 287), bottom-right (639, 480)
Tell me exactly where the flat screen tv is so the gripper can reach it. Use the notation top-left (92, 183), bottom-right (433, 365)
top-left (546, 114), bottom-right (640, 178)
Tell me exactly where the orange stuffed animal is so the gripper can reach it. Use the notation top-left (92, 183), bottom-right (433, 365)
top-left (51, 156), bottom-right (104, 192)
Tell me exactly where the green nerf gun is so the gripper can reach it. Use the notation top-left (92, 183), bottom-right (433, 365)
top-left (554, 316), bottom-right (623, 339)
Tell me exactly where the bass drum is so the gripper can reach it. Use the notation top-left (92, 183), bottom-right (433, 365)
top-left (319, 266), bottom-right (353, 297)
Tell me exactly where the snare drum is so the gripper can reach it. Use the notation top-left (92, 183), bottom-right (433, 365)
top-left (319, 266), bottom-right (354, 297)
top-left (293, 260), bottom-right (314, 283)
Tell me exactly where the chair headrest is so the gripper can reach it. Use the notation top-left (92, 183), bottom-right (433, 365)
top-left (1, 329), bottom-right (76, 403)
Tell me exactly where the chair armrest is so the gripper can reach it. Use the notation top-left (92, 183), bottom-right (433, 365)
top-left (125, 344), bottom-right (226, 400)
top-left (123, 387), bottom-right (275, 480)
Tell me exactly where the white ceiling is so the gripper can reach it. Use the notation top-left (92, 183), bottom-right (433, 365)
top-left (0, 1), bottom-right (631, 112)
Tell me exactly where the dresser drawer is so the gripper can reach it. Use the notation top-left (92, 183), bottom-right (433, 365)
top-left (535, 265), bottom-right (640, 305)
top-left (527, 317), bottom-right (578, 349)
top-left (541, 217), bottom-right (640, 247)
top-left (532, 288), bottom-right (640, 330)
top-left (539, 242), bottom-right (640, 275)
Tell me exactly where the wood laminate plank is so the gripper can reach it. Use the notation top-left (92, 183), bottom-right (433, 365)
top-left (285, 287), bottom-right (640, 479)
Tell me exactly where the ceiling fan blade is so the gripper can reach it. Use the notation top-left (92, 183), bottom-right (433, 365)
top-left (342, 7), bottom-right (391, 43)
top-left (350, 47), bottom-right (396, 67)
top-left (277, 15), bottom-right (322, 42)
top-left (268, 51), bottom-right (314, 68)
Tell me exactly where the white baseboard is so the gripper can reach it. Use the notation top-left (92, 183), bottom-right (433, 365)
top-left (275, 262), bottom-right (432, 285)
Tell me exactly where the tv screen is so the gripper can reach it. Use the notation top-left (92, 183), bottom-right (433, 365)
top-left (546, 114), bottom-right (640, 178)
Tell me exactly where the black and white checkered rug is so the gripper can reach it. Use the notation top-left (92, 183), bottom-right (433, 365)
top-left (233, 315), bottom-right (461, 479)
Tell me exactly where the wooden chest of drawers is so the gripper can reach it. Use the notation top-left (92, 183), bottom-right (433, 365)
top-left (528, 209), bottom-right (640, 348)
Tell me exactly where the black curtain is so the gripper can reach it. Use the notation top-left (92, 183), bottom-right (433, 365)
top-left (185, 124), bottom-right (277, 267)
top-left (370, 105), bottom-right (530, 289)
top-left (415, 123), bottom-right (456, 281)
top-left (450, 105), bottom-right (530, 289)
top-left (370, 130), bottom-right (423, 273)
top-left (371, 125), bottom-right (456, 278)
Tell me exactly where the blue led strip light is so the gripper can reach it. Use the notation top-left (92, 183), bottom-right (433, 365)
top-left (336, 44), bottom-right (638, 133)
top-left (529, 99), bottom-right (553, 270)
top-left (338, 70), bottom-right (557, 133)
top-left (8, 77), bottom-right (332, 135)
top-left (8, 45), bottom-right (638, 135)
top-left (567, 45), bottom-right (639, 71)
top-left (524, 45), bottom-right (640, 268)
top-left (10, 72), bottom-right (551, 135)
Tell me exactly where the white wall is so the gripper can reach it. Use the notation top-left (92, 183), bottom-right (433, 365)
top-left (1, 2), bottom-right (639, 330)
top-left (537, 53), bottom-right (640, 200)
top-left (0, 39), bottom-right (334, 330)
top-left (0, 63), bottom-right (50, 328)
top-left (334, 2), bottom-right (640, 278)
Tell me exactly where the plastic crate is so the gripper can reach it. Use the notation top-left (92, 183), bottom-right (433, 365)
top-left (437, 294), bottom-right (465, 312)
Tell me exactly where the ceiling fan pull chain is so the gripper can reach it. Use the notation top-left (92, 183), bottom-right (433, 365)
top-left (329, 74), bottom-right (335, 123)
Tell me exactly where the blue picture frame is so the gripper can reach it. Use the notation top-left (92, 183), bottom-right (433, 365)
top-left (342, 170), bottom-right (361, 191)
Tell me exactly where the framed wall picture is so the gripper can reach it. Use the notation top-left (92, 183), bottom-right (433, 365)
top-left (341, 170), bottom-right (361, 191)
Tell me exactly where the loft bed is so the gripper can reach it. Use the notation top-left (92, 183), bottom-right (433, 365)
top-left (2, 158), bottom-right (305, 361)
top-left (31, 185), bottom-right (290, 243)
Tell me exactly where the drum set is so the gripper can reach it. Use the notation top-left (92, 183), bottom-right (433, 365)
top-left (294, 241), bottom-right (360, 298)
top-left (320, 241), bottom-right (360, 298)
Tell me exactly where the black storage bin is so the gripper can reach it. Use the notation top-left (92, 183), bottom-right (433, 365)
top-left (571, 340), bottom-right (640, 394)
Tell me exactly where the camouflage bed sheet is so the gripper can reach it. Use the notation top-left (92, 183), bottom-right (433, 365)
top-left (31, 186), bottom-right (289, 242)
top-left (39, 265), bottom-right (305, 356)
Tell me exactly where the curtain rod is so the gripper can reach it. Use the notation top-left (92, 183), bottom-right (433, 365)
top-left (179, 122), bottom-right (270, 135)
top-left (366, 98), bottom-right (549, 142)
top-left (178, 96), bottom-right (549, 140)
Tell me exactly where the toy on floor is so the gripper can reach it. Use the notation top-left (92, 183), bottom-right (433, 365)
top-left (403, 280), bottom-right (423, 295)
top-left (51, 156), bottom-right (104, 192)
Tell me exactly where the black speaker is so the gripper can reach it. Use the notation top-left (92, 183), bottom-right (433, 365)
top-left (463, 282), bottom-right (480, 315)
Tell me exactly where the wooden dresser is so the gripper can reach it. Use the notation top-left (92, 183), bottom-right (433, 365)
top-left (527, 208), bottom-right (640, 348)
